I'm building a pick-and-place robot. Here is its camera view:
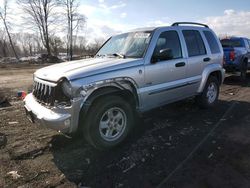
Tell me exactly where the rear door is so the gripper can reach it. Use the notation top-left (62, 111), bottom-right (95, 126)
top-left (180, 29), bottom-right (209, 95)
top-left (202, 30), bottom-right (223, 65)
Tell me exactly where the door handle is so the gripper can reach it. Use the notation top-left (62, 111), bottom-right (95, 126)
top-left (203, 57), bottom-right (211, 62)
top-left (175, 62), bottom-right (186, 67)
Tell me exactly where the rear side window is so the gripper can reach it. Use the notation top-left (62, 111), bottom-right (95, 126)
top-left (154, 30), bottom-right (182, 59)
top-left (203, 31), bottom-right (221, 54)
top-left (183, 30), bottom-right (206, 57)
top-left (221, 39), bottom-right (243, 47)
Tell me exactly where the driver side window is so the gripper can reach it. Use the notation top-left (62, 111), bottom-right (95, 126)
top-left (153, 31), bottom-right (182, 61)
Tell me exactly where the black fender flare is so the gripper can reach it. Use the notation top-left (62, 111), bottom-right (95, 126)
top-left (78, 79), bottom-right (139, 128)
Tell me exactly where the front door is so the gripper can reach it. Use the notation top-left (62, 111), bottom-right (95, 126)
top-left (140, 30), bottom-right (187, 111)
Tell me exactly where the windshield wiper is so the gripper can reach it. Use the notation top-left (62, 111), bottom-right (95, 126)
top-left (95, 54), bottom-right (106, 58)
top-left (108, 53), bottom-right (126, 59)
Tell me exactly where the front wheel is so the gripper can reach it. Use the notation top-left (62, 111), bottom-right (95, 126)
top-left (196, 76), bottom-right (219, 108)
top-left (83, 96), bottom-right (135, 150)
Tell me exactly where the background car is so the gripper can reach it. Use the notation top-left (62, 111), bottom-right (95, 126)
top-left (221, 37), bottom-right (250, 80)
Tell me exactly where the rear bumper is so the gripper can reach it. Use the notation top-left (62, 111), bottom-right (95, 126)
top-left (24, 94), bottom-right (82, 133)
top-left (223, 57), bottom-right (242, 72)
top-left (224, 64), bottom-right (240, 72)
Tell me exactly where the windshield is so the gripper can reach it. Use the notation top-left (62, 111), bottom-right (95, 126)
top-left (220, 39), bottom-right (243, 48)
top-left (96, 31), bottom-right (152, 58)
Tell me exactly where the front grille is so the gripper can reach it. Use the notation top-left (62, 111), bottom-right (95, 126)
top-left (33, 81), bottom-right (56, 106)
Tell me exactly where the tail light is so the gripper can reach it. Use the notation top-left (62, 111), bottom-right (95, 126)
top-left (229, 51), bottom-right (235, 61)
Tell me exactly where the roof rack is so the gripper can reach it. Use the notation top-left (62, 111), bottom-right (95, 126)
top-left (171, 22), bottom-right (209, 28)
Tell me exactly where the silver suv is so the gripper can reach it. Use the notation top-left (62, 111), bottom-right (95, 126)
top-left (24, 22), bottom-right (225, 149)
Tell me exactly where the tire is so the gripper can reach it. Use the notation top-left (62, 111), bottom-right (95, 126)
top-left (196, 76), bottom-right (219, 108)
top-left (82, 95), bottom-right (135, 150)
top-left (240, 59), bottom-right (248, 81)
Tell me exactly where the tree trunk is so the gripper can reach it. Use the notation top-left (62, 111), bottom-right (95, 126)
top-left (29, 44), bottom-right (33, 56)
top-left (66, 0), bottom-right (70, 60)
top-left (44, 1), bottom-right (51, 57)
top-left (3, 18), bottom-right (19, 60)
top-left (45, 33), bottom-right (51, 57)
top-left (2, 40), bottom-right (7, 57)
top-left (70, 13), bottom-right (73, 60)
top-left (68, 0), bottom-right (73, 61)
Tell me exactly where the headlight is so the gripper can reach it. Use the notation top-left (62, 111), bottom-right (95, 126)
top-left (61, 80), bottom-right (73, 98)
top-left (61, 79), bottom-right (86, 98)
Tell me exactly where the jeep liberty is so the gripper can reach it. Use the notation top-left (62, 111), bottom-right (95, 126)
top-left (24, 22), bottom-right (225, 149)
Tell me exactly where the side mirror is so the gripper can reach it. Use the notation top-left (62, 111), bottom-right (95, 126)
top-left (151, 48), bottom-right (173, 63)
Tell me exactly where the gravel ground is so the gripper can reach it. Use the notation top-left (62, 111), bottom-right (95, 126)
top-left (0, 64), bottom-right (250, 188)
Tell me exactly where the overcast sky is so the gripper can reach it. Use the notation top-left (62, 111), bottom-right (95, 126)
top-left (1, 0), bottom-right (250, 43)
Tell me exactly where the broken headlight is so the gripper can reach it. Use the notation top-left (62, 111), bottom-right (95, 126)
top-left (61, 79), bottom-right (87, 99)
top-left (61, 79), bottom-right (73, 98)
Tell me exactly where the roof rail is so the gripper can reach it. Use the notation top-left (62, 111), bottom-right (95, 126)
top-left (171, 22), bottom-right (209, 28)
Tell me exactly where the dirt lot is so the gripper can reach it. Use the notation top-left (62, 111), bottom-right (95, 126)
top-left (1, 64), bottom-right (250, 188)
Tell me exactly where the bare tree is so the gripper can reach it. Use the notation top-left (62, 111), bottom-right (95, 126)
top-left (17, 33), bottom-right (36, 56)
top-left (50, 36), bottom-right (63, 56)
top-left (0, 38), bottom-right (8, 57)
top-left (0, 30), bottom-right (7, 57)
top-left (92, 37), bottom-right (105, 50)
top-left (33, 32), bottom-right (44, 54)
top-left (86, 37), bottom-right (105, 55)
top-left (17, 0), bottom-right (57, 57)
top-left (59, 0), bottom-right (86, 60)
top-left (75, 35), bottom-right (86, 55)
top-left (0, 0), bottom-right (19, 60)
top-left (26, 34), bottom-right (35, 56)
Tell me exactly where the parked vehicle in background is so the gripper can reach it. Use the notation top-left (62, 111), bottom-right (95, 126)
top-left (24, 22), bottom-right (225, 149)
top-left (220, 37), bottom-right (250, 80)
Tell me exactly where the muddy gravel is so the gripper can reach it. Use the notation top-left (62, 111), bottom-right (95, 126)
top-left (1, 64), bottom-right (250, 188)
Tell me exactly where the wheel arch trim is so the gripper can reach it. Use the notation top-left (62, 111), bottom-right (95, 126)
top-left (197, 64), bottom-right (225, 93)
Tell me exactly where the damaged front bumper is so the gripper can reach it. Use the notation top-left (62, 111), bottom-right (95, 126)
top-left (24, 94), bottom-right (82, 133)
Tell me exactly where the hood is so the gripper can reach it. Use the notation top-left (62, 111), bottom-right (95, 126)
top-left (34, 57), bottom-right (142, 82)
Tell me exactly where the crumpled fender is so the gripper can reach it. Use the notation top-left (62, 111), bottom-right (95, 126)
top-left (79, 77), bottom-right (140, 111)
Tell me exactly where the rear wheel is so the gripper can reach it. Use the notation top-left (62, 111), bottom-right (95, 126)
top-left (196, 76), bottom-right (219, 108)
top-left (240, 59), bottom-right (248, 81)
top-left (82, 95), bottom-right (135, 150)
